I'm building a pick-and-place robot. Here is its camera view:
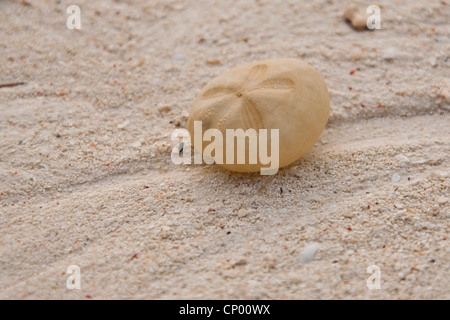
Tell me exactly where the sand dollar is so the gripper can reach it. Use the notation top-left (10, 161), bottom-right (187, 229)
top-left (187, 58), bottom-right (330, 173)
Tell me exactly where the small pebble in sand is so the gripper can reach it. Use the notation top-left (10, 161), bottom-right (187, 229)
top-left (392, 173), bottom-right (401, 183)
top-left (237, 208), bottom-right (248, 218)
top-left (395, 154), bottom-right (410, 167)
top-left (117, 120), bottom-right (129, 129)
top-left (206, 59), bottom-right (221, 65)
top-left (300, 242), bottom-right (320, 264)
top-left (383, 47), bottom-right (399, 61)
top-left (172, 53), bottom-right (186, 61)
top-left (233, 259), bottom-right (247, 267)
top-left (131, 141), bottom-right (142, 148)
top-left (152, 78), bottom-right (162, 87)
top-left (343, 5), bottom-right (367, 30)
top-left (429, 57), bottom-right (438, 67)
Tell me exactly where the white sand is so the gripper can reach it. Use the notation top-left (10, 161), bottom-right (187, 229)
top-left (0, 0), bottom-right (449, 299)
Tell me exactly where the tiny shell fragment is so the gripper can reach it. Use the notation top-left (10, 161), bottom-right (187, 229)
top-left (300, 242), bottom-right (320, 264)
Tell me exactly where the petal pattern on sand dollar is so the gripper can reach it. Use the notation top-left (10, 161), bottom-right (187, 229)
top-left (241, 97), bottom-right (264, 130)
top-left (244, 64), bottom-right (268, 84)
top-left (252, 77), bottom-right (295, 91)
top-left (202, 86), bottom-right (237, 99)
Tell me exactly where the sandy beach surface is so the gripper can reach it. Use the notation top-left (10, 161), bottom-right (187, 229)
top-left (0, 0), bottom-right (449, 299)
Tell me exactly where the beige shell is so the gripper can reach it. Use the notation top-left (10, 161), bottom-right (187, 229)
top-left (187, 58), bottom-right (330, 172)
top-left (343, 5), bottom-right (368, 30)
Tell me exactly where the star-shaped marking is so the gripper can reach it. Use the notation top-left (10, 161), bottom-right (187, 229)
top-left (196, 64), bottom-right (295, 131)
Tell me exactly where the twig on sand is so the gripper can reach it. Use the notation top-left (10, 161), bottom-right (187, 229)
top-left (0, 82), bottom-right (26, 89)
